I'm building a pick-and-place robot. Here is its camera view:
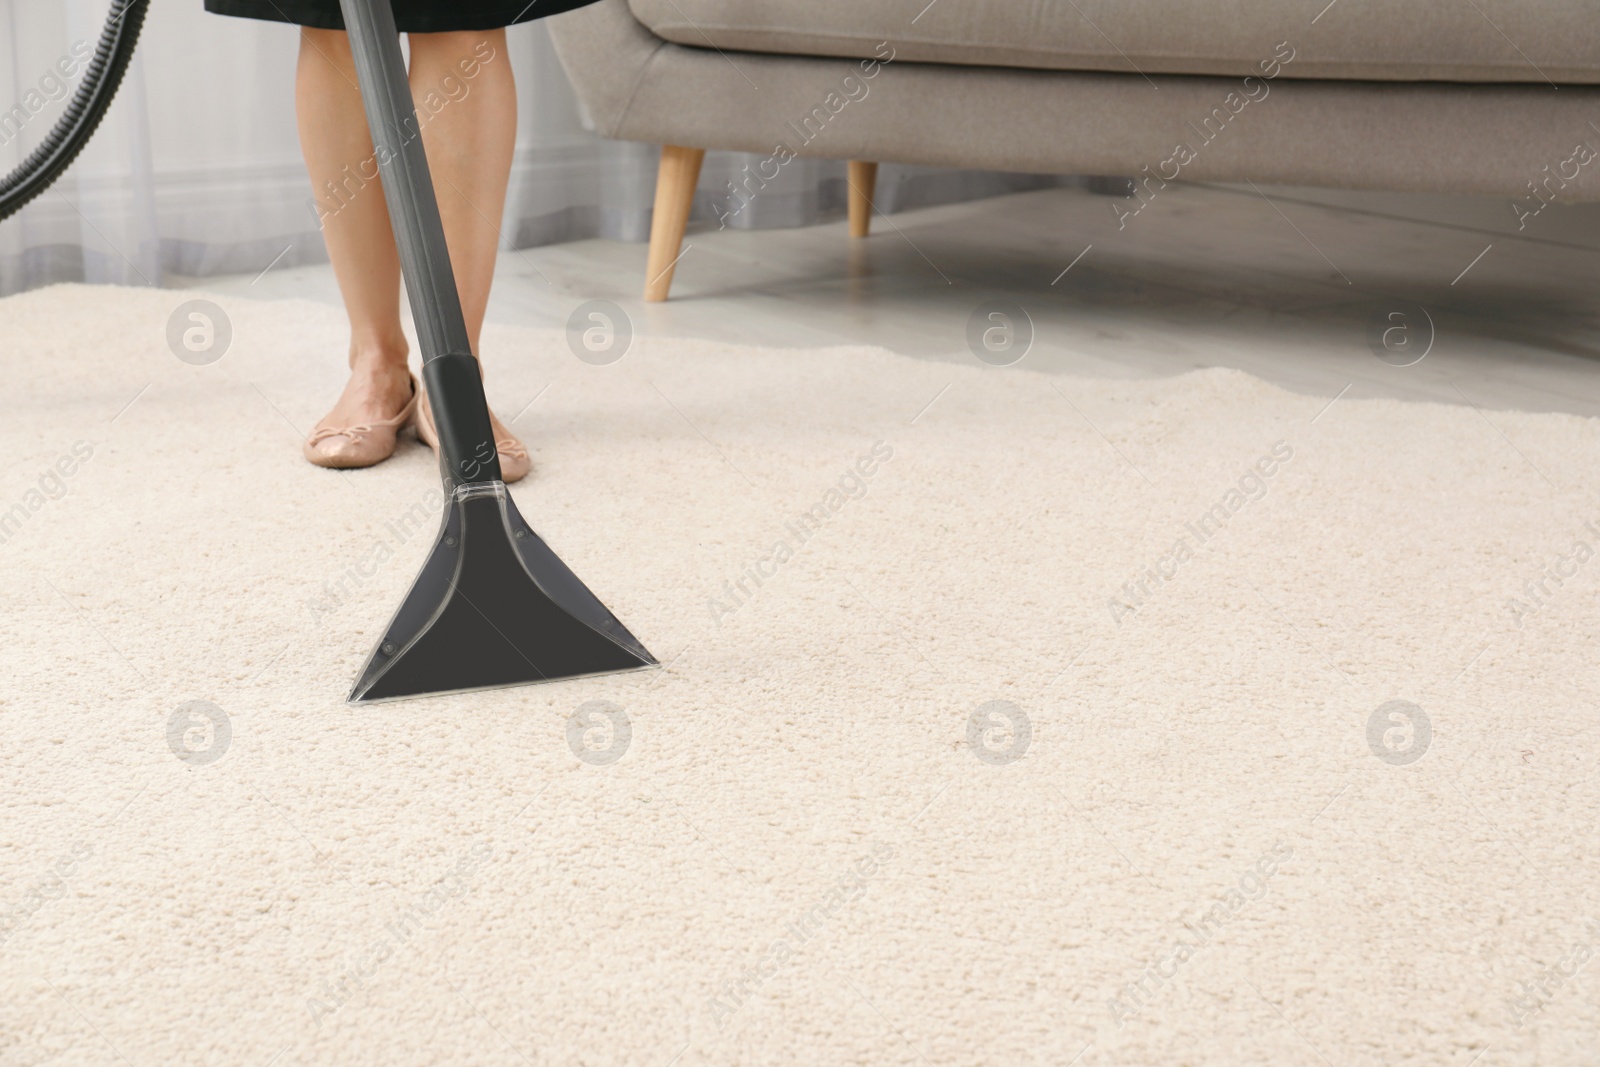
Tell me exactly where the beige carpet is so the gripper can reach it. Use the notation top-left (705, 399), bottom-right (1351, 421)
top-left (2, 282), bottom-right (1598, 1067)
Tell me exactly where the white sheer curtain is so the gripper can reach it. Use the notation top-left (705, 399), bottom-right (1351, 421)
top-left (1, 0), bottom-right (161, 292)
top-left (1, 0), bottom-right (1062, 297)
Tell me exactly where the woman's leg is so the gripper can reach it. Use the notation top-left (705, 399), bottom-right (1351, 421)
top-left (295, 27), bottom-right (413, 436)
top-left (405, 28), bottom-right (516, 363)
top-left (403, 28), bottom-right (527, 475)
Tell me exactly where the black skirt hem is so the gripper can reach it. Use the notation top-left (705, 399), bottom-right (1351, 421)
top-left (204, 0), bottom-right (601, 32)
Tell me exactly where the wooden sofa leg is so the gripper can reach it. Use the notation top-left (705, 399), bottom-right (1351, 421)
top-left (847, 160), bottom-right (878, 238)
top-left (644, 145), bottom-right (705, 302)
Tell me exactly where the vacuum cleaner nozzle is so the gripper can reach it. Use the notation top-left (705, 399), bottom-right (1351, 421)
top-left (337, 0), bottom-right (654, 703)
top-left (348, 483), bottom-right (656, 703)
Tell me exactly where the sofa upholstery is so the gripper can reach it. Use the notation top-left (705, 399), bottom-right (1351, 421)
top-left (627, 0), bottom-right (1600, 84)
top-left (546, 0), bottom-right (1600, 298)
top-left (552, 0), bottom-right (1600, 196)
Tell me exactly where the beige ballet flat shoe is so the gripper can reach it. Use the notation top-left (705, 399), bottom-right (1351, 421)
top-left (414, 386), bottom-right (532, 484)
top-left (302, 374), bottom-right (419, 470)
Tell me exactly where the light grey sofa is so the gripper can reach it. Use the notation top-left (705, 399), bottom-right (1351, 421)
top-left (548, 0), bottom-right (1600, 300)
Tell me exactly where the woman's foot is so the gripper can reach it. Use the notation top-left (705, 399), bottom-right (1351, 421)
top-left (303, 362), bottom-right (418, 469)
top-left (414, 387), bottom-right (532, 484)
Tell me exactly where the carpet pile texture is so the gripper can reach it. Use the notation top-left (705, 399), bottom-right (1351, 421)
top-left (1, 283), bottom-right (1597, 1066)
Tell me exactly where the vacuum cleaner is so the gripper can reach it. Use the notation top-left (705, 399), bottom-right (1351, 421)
top-left (2, 0), bottom-right (657, 702)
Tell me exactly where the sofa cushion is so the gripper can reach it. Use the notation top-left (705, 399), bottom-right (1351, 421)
top-left (626, 0), bottom-right (1600, 84)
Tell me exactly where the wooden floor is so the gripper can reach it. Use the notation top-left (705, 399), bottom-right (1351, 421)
top-left (183, 180), bottom-right (1600, 418)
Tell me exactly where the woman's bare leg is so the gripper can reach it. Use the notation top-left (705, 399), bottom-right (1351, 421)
top-left (295, 27), bottom-right (413, 434)
top-left (406, 28), bottom-right (516, 363)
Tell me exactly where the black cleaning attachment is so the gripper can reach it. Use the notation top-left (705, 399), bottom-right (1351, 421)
top-left (339, 0), bottom-right (655, 702)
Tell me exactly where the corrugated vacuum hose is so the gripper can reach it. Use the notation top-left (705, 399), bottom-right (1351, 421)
top-left (0, 0), bottom-right (149, 222)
